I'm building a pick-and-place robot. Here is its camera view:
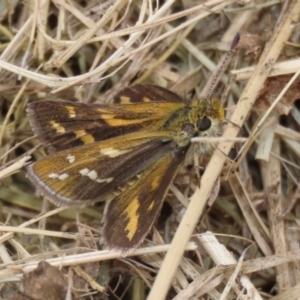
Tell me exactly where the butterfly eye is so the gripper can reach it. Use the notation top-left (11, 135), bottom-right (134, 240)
top-left (197, 116), bottom-right (211, 131)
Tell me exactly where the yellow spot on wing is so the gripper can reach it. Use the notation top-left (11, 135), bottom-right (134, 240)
top-left (49, 121), bottom-right (65, 133)
top-left (147, 201), bottom-right (154, 211)
top-left (97, 108), bottom-right (116, 119)
top-left (100, 114), bottom-right (115, 119)
top-left (65, 105), bottom-right (76, 118)
top-left (74, 130), bottom-right (95, 144)
top-left (74, 129), bottom-right (85, 137)
top-left (105, 118), bottom-right (147, 126)
top-left (119, 96), bottom-right (132, 104)
top-left (124, 197), bottom-right (139, 241)
top-left (151, 174), bottom-right (161, 191)
top-left (81, 134), bottom-right (94, 144)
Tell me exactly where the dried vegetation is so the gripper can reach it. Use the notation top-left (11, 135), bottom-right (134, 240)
top-left (1, 0), bottom-right (300, 299)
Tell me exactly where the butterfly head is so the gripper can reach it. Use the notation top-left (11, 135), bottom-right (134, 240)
top-left (190, 98), bottom-right (225, 154)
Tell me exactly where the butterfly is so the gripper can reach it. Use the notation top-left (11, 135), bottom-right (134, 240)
top-left (26, 84), bottom-right (224, 253)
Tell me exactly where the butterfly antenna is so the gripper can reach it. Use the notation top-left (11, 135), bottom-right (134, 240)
top-left (205, 33), bottom-right (240, 103)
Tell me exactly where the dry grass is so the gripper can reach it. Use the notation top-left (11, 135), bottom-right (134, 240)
top-left (1, 0), bottom-right (300, 299)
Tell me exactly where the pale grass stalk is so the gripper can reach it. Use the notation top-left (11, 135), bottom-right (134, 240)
top-left (30, 0), bottom-right (38, 43)
top-left (180, 259), bottom-right (223, 299)
top-left (0, 60), bottom-right (73, 87)
top-left (0, 244), bottom-right (13, 264)
top-left (50, 0), bottom-right (224, 45)
top-left (148, 2), bottom-right (300, 299)
top-left (235, 59), bottom-right (300, 166)
top-left (232, 58), bottom-right (300, 81)
top-left (199, 234), bottom-right (241, 299)
top-left (56, 0), bottom-right (65, 40)
top-left (291, 105), bottom-right (300, 127)
top-left (0, 226), bottom-right (79, 240)
top-left (192, 137), bottom-right (248, 143)
top-left (271, 152), bottom-right (300, 171)
top-left (36, 0), bottom-right (50, 61)
top-left (174, 248), bottom-right (300, 299)
top-left (52, 0), bottom-right (129, 68)
top-left (120, 258), bottom-right (152, 288)
top-left (170, 185), bottom-right (189, 207)
top-left (52, 0), bottom-right (235, 93)
top-left (52, 0), bottom-right (177, 91)
top-left (284, 138), bottom-right (300, 157)
top-left (252, 68), bottom-right (300, 128)
top-left (220, 251), bottom-right (257, 300)
top-left (0, 243), bottom-right (197, 279)
top-left (233, 117), bottom-right (277, 171)
top-left (260, 134), bottom-right (289, 290)
top-left (255, 126), bottom-right (274, 161)
top-left (72, 265), bottom-right (105, 292)
top-left (229, 173), bottom-right (273, 255)
top-left (165, 22), bottom-right (240, 98)
top-left (266, 285), bottom-right (300, 299)
top-left (221, 9), bottom-right (253, 44)
top-left (0, 1), bottom-right (235, 92)
top-left (8, 239), bottom-right (31, 260)
top-left (196, 233), bottom-right (262, 299)
top-left (0, 156), bottom-right (31, 179)
top-left (0, 0), bottom-right (48, 63)
top-left (114, 0), bottom-right (132, 29)
top-left (174, 274), bottom-right (224, 300)
top-left (171, 67), bottom-right (202, 93)
top-left (225, 0), bottom-right (283, 13)
top-left (0, 80), bottom-right (28, 148)
top-left (0, 207), bottom-right (67, 244)
top-left (136, 22), bottom-right (197, 83)
top-left (273, 124), bottom-right (300, 142)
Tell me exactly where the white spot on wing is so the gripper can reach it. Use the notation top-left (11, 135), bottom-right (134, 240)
top-left (48, 173), bottom-right (69, 180)
top-left (79, 168), bottom-right (89, 176)
top-left (87, 170), bottom-right (97, 180)
top-left (100, 147), bottom-right (129, 158)
top-left (67, 154), bottom-right (75, 163)
top-left (96, 177), bottom-right (113, 183)
top-left (48, 173), bottom-right (59, 179)
top-left (79, 168), bottom-right (113, 183)
top-left (58, 173), bottom-right (69, 180)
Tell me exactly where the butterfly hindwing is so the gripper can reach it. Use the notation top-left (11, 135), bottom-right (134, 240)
top-left (102, 145), bottom-right (187, 252)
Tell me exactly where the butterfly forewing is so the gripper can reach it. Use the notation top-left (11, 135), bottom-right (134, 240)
top-left (27, 131), bottom-right (178, 207)
top-left (114, 84), bottom-right (183, 104)
top-left (27, 98), bottom-right (185, 153)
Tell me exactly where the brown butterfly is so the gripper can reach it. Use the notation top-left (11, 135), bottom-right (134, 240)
top-left (27, 84), bottom-right (224, 253)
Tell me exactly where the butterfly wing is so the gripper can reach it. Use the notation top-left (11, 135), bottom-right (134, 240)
top-left (27, 85), bottom-right (185, 153)
top-left (113, 84), bottom-right (183, 104)
top-left (27, 131), bottom-right (181, 207)
top-left (102, 144), bottom-right (186, 253)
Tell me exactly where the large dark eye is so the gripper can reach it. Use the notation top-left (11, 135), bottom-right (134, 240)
top-left (197, 116), bottom-right (211, 131)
